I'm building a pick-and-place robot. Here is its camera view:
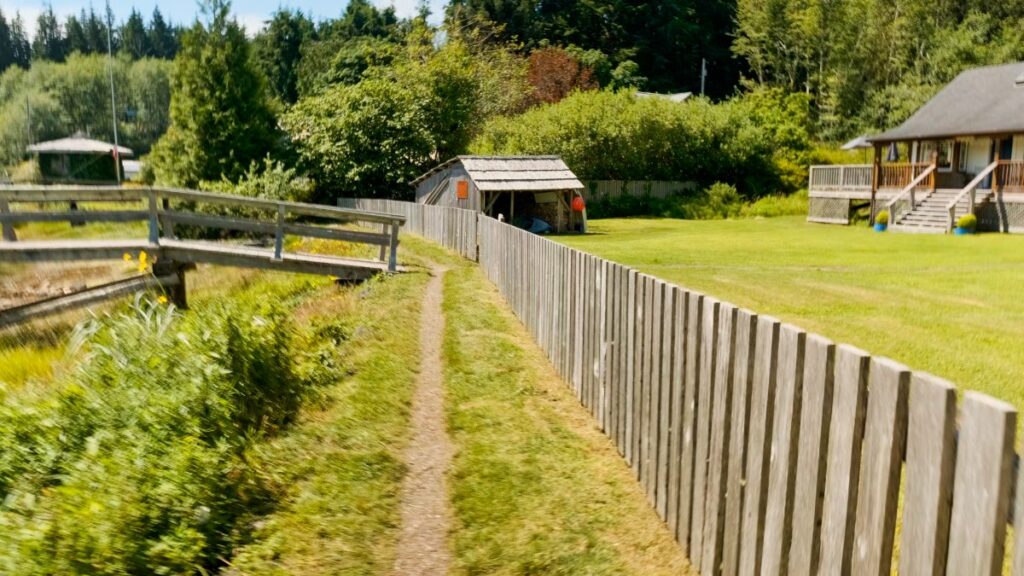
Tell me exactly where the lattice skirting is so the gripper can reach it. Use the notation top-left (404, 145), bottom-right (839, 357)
top-left (979, 199), bottom-right (1024, 233)
top-left (807, 197), bottom-right (851, 224)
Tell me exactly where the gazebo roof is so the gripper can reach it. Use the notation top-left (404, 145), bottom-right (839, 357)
top-left (27, 133), bottom-right (133, 156)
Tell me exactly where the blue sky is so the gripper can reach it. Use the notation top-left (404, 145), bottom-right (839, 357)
top-left (8, 0), bottom-right (447, 37)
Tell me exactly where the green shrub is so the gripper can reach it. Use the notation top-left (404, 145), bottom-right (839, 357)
top-left (665, 182), bottom-right (742, 220)
top-left (740, 190), bottom-right (808, 218)
top-left (201, 156), bottom-right (314, 203)
top-left (957, 213), bottom-right (977, 231)
top-left (876, 210), bottom-right (890, 225)
top-left (0, 292), bottom-right (334, 574)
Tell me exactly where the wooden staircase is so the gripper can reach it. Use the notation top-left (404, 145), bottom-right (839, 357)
top-left (890, 188), bottom-right (990, 233)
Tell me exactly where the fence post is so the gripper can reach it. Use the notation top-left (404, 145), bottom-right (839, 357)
top-left (388, 221), bottom-right (400, 273)
top-left (379, 222), bottom-right (388, 262)
top-left (273, 204), bottom-right (285, 261)
top-left (147, 189), bottom-right (160, 245)
top-left (0, 199), bottom-right (16, 242)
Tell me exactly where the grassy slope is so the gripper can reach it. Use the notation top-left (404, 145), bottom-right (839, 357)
top-left (442, 264), bottom-right (693, 575)
top-left (557, 216), bottom-right (1024, 416)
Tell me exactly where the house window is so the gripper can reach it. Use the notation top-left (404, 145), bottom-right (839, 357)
top-left (920, 140), bottom-right (953, 171)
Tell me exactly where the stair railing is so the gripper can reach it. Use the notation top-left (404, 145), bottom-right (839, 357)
top-left (946, 160), bottom-right (999, 231)
top-left (885, 163), bottom-right (936, 224)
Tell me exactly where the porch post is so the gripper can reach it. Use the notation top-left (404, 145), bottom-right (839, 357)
top-left (870, 143), bottom-right (881, 225)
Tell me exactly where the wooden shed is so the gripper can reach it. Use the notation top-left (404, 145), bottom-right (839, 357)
top-left (412, 156), bottom-right (586, 233)
top-left (26, 133), bottom-right (133, 184)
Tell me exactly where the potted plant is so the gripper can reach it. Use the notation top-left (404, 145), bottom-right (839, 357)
top-left (955, 213), bottom-right (977, 235)
top-left (874, 210), bottom-right (889, 232)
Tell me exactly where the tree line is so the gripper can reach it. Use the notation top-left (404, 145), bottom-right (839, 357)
top-left (0, 5), bottom-right (181, 72)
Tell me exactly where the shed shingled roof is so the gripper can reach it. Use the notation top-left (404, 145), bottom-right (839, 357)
top-left (27, 133), bottom-right (133, 156)
top-left (411, 156), bottom-right (584, 192)
top-left (869, 61), bottom-right (1024, 143)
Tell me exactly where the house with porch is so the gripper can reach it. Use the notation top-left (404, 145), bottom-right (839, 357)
top-left (808, 61), bottom-right (1024, 232)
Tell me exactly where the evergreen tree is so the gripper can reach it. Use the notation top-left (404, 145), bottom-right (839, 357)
top-left (0, 10), bottom-right (13, 72)
top-left (84, 7), bottom-right (106, 54)
top-left (149, 0), bottom-right (279, 186)
top-left (121, 9), bottom-right (149, 59)
top-left (148, 7), bottom-right (177, 59)
top-left (321, 0), bottom-right (400, 40)
top-left (254, 9), bottom-right (316, 104)
top-left (66, 14), bottom-right (90, 54)
top-left (10, 13), bottom-right (31, 67)
top-left (33, 6), bottom-right (66, 62)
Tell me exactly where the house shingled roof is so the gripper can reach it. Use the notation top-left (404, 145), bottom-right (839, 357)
top-left (869, 61), bottom-right (1024, 143)
top-left (411, 155), bottom-right (584, 192)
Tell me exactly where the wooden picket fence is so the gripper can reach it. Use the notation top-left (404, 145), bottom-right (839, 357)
top-left (338, 197), bottom-right (477, 259)
top-left (342, 197), bottom-right (1022, 576)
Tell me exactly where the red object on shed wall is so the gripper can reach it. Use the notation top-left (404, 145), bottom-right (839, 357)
top-left (456, 180), bottom-right (469, 200)
top-left (572, 195), bottom-right (585, 212)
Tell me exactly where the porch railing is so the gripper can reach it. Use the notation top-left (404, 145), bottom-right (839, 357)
top-left (808, 164), bottom-right (873, 192)
top-left (878, 162), bottom-right (933, 190)
top-left (885, 163), bottom-right (937, 224)
top-left (997, 160), bottom-right (1024, 193)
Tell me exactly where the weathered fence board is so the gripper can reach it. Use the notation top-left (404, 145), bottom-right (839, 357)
top-left (338, 199), bottom-right (1024, 576)
top-left (851, 358), bottom-right (909, 576)
top-left (947, 392), bottom-right (1016, 576)
top-left (788, 334), bottom-right (835, 576)
top-left (817, 345), bottom-right (869, 576)
top-left (899, 372), bottom-right (956, 576)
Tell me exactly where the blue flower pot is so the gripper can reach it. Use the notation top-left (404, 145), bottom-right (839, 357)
top-left (874, 223), bottom-right (887, 232)
top-left (954, 227), bottom-right (973, 236)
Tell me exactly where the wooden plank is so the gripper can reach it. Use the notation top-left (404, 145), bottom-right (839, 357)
top-left (677, 292), bottom-right (703, 555)
top-left (656, 286), bottom-right (675, 518)
top-left (638, 276), bottom-right (654, 483)
top-left (947, 392), bottom-right (1016, 576)
top-left (787, 334), bottom-right (836, 576)
top-left (817, 345), bottom-right (870, 576)
top-left (760, 324), bottom-right (806, 576)
top-left (721, 309), bottom-right (758, 576)
top-left (0, 209), bottom-right (149, 224)
top-left (701, 303), bottom-right (738, 574)
top-left (899, 373), bottom-right (956, 576)
top-left (850, 358), bottom-right (910, 576)
top-left (666, 287), bottom-right (688, 535)
top-left (645, 280), bottom-right (664, 498)
top-left (625, 269), bottom-right (638, 467)
top-left (737, 316), bottom-right (781, 576)
top-left (689, 297), bottom-right (720, 569)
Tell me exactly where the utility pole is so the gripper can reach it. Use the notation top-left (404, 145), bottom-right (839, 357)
top-left (24, 93), bottom-right (32, 146)
top-left (105, 1), bottom-right (122, 184)
top-left (700, 58), bottom-right (707, 96)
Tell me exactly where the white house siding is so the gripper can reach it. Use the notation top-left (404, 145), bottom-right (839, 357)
top-left (1014, 136), bottom-right (1024, 161)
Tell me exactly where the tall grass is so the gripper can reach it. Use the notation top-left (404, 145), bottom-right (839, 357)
top-left (0, 291), bottom-right (337, 574)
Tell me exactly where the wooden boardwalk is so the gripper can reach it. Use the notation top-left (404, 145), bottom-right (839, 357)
top-left (1, 186), bottom-right (407, 323)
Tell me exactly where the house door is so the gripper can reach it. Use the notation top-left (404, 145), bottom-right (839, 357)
top-left (999, 137), bottom-right (1014, 161)
top-left (984, 138), bottom-right (1014, 188)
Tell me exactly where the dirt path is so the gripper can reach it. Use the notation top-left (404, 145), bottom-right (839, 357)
top-left (393, 266), bottom-right (453, 576)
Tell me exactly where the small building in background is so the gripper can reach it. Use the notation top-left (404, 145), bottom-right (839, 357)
top-left (635, 91), bottom-right (693, 103)
top-left (26, 133), bottom-right (133, 184)
top-left (412, 156), bottom-right (587, 233)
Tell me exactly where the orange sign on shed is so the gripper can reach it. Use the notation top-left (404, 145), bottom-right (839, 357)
top-left (456, 180), bottom-right (469, 200)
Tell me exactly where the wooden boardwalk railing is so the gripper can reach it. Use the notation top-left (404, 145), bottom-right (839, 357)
top-left (1, 186), bottom-right (406, 276)
top-left (341, 197), bottom-right (1023, 576)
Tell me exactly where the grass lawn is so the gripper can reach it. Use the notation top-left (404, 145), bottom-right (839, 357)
top-left (557, 216), bottom-right (1024, 421)
top-left (442, 264), bottom-right (692, 575)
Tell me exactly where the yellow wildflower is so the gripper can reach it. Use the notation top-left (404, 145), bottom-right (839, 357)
top-left (122, 253), bottom-right (132, 261)
top-left (158, 295), bottom-right (168, 304)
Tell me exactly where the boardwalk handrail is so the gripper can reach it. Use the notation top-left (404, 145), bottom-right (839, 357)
top-left (946, 160), bottom-right (999, 231)
top-left (885, 162), bottom-right (936, 223)
top-left (0, 186), bottom-right (406, 272)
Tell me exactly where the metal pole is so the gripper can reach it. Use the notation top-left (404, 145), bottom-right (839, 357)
top-left (105, 2), bottom-right (122, 184)
top-left (701, 58), bottom-right (707, 96)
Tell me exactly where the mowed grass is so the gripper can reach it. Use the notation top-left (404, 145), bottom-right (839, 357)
top-left (442, 264), bottom-right (693, 575)
top-left (557, 216), bottom-right (1024, 417)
